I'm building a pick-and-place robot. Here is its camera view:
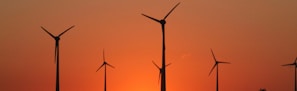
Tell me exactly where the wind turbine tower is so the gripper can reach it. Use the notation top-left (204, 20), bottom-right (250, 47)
top-left (96, 49), bottom-right (115, 91)
top-left (41, 25), bottom-right (75, 91)
top-left (142, 2), bottom-right (181, 91)
top-left (208, 49), bottom-right (230, 91)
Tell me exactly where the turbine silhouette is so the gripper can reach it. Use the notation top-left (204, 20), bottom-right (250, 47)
top-left (152, 61), bottom-right (171, 84)
top-left (142, 2), bottom-right (180, 91)
top-left (41, 25), bottom-right (75, 91)
top-left (96, 49), bottom-right (115, 91)
top-left (209, 49), bottom-right (230, 91)
top-left (282, 57), bottom-right (297, 91)
top-left (259, 88), bottom-right (266, 91)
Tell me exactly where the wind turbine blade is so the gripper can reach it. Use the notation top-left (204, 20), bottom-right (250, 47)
top-left (218, 61), bottom-right (231, 64)
top-left (41, 26), bottom-right (55, 38)
top-left (58, 25), bottom-right (75, 37)
top-left (152, 60), bottom-right (161, 69)
top-left (163, 2), bottom-right (181, 20)
top-left (209, 64), bottom-right (217, 76)
top-left (282, 63), bottom-right (295, 66)
top-left (106, 63), bottom-right (115, 68)
top-left (158, 70), bottom-right (161, 84)
top-left (210, 49), bottom-right (217, 62)
top-left (166, 63), bottom-right (172, 67)
top-left (96, 63), bottom-right (105, 72)
top-left (103, 49), bottom-right (106, 61)
top-left (142, 14), bottom-right (161, 23)
top-left (55, 44), bottom-right (58, 63)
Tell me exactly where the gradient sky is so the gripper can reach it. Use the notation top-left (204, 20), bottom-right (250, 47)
top-left (1, 0), bottom-right (297, 91)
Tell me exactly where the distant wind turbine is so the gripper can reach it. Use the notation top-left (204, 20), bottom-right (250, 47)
top-left (142, 2), bottom-right (180, 91)
top-left (41, 25), bottom-right (75, 91)
top-left (96, 49), bottom-right (115, 91)
top-left (282, 57), bottom-right (297, 91)
top-left (259, 88), bottom-right (266, 91)
top-left (152, 60), bottom-right (171, 84)
top-left (209, 49), bottom-right (230, 91)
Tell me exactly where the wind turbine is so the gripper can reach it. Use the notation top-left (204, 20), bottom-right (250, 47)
top-left (41, 25), bottom-right (75, 91)
top-left (142, 2), bottom-right (180, 91)
top-left (152, 61), bottom-right (171, 84)
top-left (259, 88), bottom-right (266, 91)
top-left (282, 57), bottom-right (297, 91)
top-left (209, 49), bottom-right (230, 91)
top-left (96, 49), bottom-right (115, 91)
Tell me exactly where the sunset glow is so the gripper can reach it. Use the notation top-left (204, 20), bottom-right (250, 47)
top-left (1, 0), bottom-right (297, 91)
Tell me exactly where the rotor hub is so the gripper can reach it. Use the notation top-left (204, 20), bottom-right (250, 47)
top-left (55, 37), bottom-right (60, 40)
top-left (160, 20), bottom-right (166, 24)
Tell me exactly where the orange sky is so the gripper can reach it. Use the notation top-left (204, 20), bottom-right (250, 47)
top-left (1, 0), bottom-right (297, 91)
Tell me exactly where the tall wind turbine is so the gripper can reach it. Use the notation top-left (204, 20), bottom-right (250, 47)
top-left (142, 2), bottom-right (180, 91)
top-left (41, 25), bottom-right (75, 91)
top-left (152, 61), bottom-right (171, 84)
top-left (96, 49), bottom-right (115, 91)
top-left (209, 49), bottom-right (230, 91)
top-left (282, 57), bottom-right (297, 91)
